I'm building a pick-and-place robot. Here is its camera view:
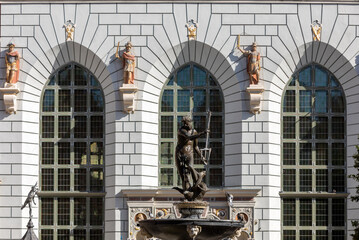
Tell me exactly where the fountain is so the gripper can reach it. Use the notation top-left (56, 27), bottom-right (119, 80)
top-left (138, 114), bottom-right (245, 240)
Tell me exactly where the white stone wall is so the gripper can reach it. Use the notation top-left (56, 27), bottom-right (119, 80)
top-left (0, 2), bottom-right (359, 239)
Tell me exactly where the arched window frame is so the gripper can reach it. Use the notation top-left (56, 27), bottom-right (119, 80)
top-left (39, 62), bottom-right (105, 239)
top-left (281, 63), bottom-right (347, 239)
top-left (159, 63), bottom-right (225, 188)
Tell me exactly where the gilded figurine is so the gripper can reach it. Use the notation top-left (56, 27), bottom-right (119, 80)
top-left (116, 41), bottom-right (136, 84)
top-left (237, 38), bottom-right (261, 85)
top-left (186, 19), bottom-right (198, 41)
top-left (21, 182), bottom-right (39, 219)
top-left (63, 20), bottom-right (76, 41)
top-left (311, 20), bottom-right (322, 41)
top-left (5, 43), bottom-right (20, 85)
top-left (173, 115), bottom-right (210, 201)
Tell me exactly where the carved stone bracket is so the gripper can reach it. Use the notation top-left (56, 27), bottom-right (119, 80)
top-left (119, 84), bottom-right (138, 114)
top-left (0, 84), bottom-right (20, 114)
top-left (246, 84), bottom-right (264, 114)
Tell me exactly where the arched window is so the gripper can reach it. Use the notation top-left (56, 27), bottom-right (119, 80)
top-left (39, 63), bottom-right (104, 239)
top-left (281, 64), bottom-right (346, 239)
top-left (159, 63), bottom-right (224, 187)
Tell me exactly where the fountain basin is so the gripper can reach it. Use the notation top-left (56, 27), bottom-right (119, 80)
top-left (139, 218), bottom-right (244, 240)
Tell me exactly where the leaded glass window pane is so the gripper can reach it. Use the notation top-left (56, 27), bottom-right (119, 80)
top-left (74, 198), bottom-right (86, 225)
top-left (210, 142), bottom-right (223, 165)
top-left (193, 89), bottom-right (206, 112)
top-left (299, 116), bottom-right (312, 139)
top-left (74, 116), bottom-right (87, 138)
top-left (41, 169), bottom-right (54, 191)
top-left (316, 143), bottom-right (328, 165)
top-left (42, 89), bottom-right (54, 112)
top-left (161, 90), bottom-right (174, 112)
top-left (315, 66), bottom-right (328, 87)
top-left (332, 230), bottom-right (345, 240)
top-left (90, 198), bottom-right (103, 225)
top-left (41, 198), bottom-right (53, 225)
top-left (332, 90), bottom-right (344, 113)
top-left (332, 143), bottom-right (345, 165)
top-left (300, 199), bottom-right (312, 226)
top-left (209, 168), bottom-right (222, 186)
top-left (58, 198), bottom-right (70, 225)
top-left (58, 142), bottom-right (70, 164)
top-left (75, 65), bottom-right (87, 86)
top-left (300, 90), bottom-right (312, 112)
top-left (90, 142), bottom-right (103, 165)
top-left (332, 169), bottom-right (345, 192)
top-left (283, 169), bottom-right (296, 191)
top-left (300, 169), bottom-right (312, 191)
top-left (300, 143), bottom-right (312, 165)
top-left (283, 116), bottom-right (295, 139)
top-left (332, 199), bottom-right (345, 226)
top-left (91, 89), bottom-right (104, 112)
top-left (283, 230), bottom-right (296, 240)
top-left (74, 229), bottom-right (86, 240)
top-left (210, 90), bottom-right (222, 112)
top-left (316, 169), bottom-right (328, 192)
top-left (59, 90), bottom-right (71, 112)
top-left (58, 65), bottom-right (71, 86)
top-left (177, 66), bottom-right (190, 87)
top-left (41, 230), bottom-right (53, 240)
top-left (160, 168), bottom-right (173, 186)
top-left (91, 116), bottom-right (103, 138)
top-left (161, 116), bottom-right (173, 138)
top-left (90, 168), bottom-right (103, 192)
top-left (42, 142), bottom-right (54, 165)
top-left (161, 142), bottom-right (173, 164)
top-left (75, 142), bottom-right (87, 165)
top-left (90, 229), bottom-right (103, 240)
top-left (75, 169), bottom-right (86, 191)
top-left (58, 168), bottom-right (70, 191)
top-left (283, 199), bottom-right (296, 226)
top-left (283, 90), bottom-right (296, 112)
top-left (75, 89), bottom-right (87, 112)
top-left (316, 199), bottom-right (328, 226)
top-left (299, 66), bottom-right (312, 86)
top-left (210, 116), bottom-right (222, 138)
top-left (299, 230), bottom-right (312, 240)
top-left (315, 90), bottom-right (328, 113)
top-left (42, 116), bottom-right (54, 138)
top-left (332, 117), bottom-right (344, 139)
top-left (283, 143), bottom-right (296, 165)
top-left (177, 90), bottom-right (190, 112)
top-left (315, 116), bottom-right (328, 139)
top-left (58, 116), bottom-right (71, 138)
top-left (193, 66), bottom-right (206, 86)
top-left (58, 229), bottom-right (70, 240)
top-left (316, 230), bottom-right (328, 240)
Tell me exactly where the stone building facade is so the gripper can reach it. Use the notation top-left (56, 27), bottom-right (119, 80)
top-left (0, 1), bottom-right (358, 239)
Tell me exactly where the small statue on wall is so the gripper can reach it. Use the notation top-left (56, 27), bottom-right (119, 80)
top-left (186, 19), bottom-right (198, 41)
top-left (237, 38), bottom-right (260, 85)
top-left (63, 20), bottom-right (76, 41)
top-left (5, 43), bottom-right (20, 86)
top-left (311, 20), bottom-right (322, 41)
top-left (116, 41), bottom-right (136, 84)
top-left (21, 182), bottom-right (39, 219)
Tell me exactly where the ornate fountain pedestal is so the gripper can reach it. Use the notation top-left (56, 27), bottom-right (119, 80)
top-left (174, 201), bottom-right (209, 219)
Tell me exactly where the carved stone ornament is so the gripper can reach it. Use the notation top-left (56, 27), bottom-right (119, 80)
top-left (311, 20), bottom-right (322, 41)
top-left (63, 20), bottom-right (76, 41)
top-left (119, 84), bottom-right (138, 114)
top-left (128, 207), bottom-right (153, 240)
top-left (231, 207), bottom-right (254, 239)
top-left (246, 84), bottom-right (264, 114)
top-left (0, 83), bottom-right (20, 114)
top-left (186, 19), bottom-right (198, 41)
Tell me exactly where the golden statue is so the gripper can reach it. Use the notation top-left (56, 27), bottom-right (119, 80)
top-left (186, 19), bottom-right (198, 41)
top-left (311, 20), bottom-right (322, 41)
top-left (63, 20), bottom-right (76, 41)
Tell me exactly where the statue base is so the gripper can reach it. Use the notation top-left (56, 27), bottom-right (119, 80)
top-left (0, 83), bottom-right (20, 114)
top-left (119, 84), bottom-right (138, 114)
top-left (21, 219), bottom-right (39, 240)
top-left (174, 201), bottom-right (209, 219)
top-left (246, 84), bottom-right (264, 114)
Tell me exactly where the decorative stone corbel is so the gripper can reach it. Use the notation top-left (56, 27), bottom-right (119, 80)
top-left (246, 84), bottom-right (264, 114)
top-left (0, 83), bottom-right (20, 114)
top-left (119, 84), bottom-right (138, 114)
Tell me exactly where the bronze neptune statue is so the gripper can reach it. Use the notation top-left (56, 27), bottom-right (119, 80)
top-left (173, 115), bottom-right (210, 201)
